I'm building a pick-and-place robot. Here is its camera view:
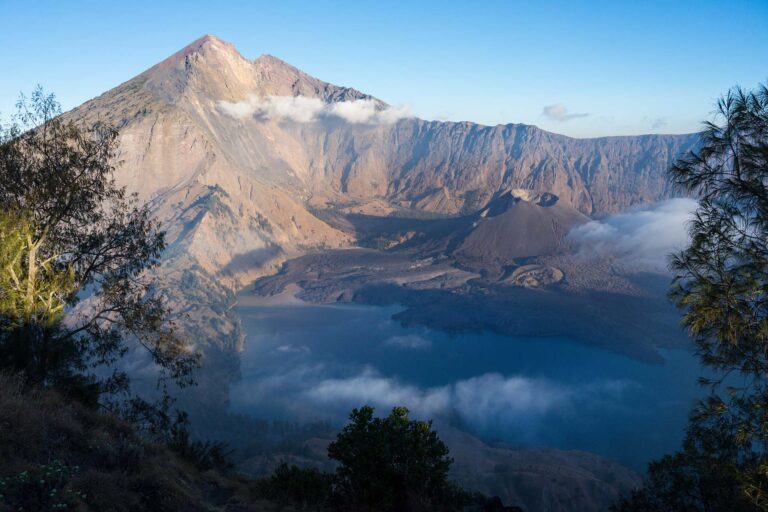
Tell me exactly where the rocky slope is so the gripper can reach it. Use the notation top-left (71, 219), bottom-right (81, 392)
top-left (61, 33), bottom-right (697, 401)
top-left (391, 189), bottom-right (589, 265)
top-left (66, 35), bottom-right (697, 293)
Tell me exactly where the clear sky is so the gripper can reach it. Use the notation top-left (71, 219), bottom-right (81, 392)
top-left (1, 0), bottom-right (766, 138)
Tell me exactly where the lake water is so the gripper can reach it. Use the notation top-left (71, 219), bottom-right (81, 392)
top-left (230, 291), bottom-right (702, 471)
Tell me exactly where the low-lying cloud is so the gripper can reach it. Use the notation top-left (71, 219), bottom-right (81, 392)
top-left (217, 95), bottom-right (412, 125)
top-left (307, 369), bottom-right (451, 416)
top-left (304, 369), bottom-right (581, 426)
top-left (381, 335), bottom-right (432, 350)
top-left (231, 362), bottom-right (632, 440)
top-left (567, 198), bottom-right (696, 270)
top-left (542, 103), bottom-right (589, 122)
top-left (275, 344), bottom-right (311, 355)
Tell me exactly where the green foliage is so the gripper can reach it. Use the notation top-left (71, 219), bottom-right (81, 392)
top-left (0, 461), bottom-right (85, 512)
top-left (0, 212), bottom-right (74, 327)
top-left (167, 419), bottom-right (234, 472)
top-left (0, 88), bottom-right (199, 428)
top-left (612, 417), bottom-right (755, 511)
top-left (254, 463), bottom-right (335, 510)
top-left (0, 211), bottom-right (93, 403)
top-left (251, 406), bottom-right (501, 512)
top-left (616, 82), bottom-right (768, 510)
top-left (0, 373), bottom-right (255, 512)
top-left (669, 81), bottom-right (768, 380)
top-left (328, 405), bottom-right (455, 511)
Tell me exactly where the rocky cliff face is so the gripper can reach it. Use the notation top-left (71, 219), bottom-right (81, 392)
top-left (63, 35), bottom-right (698, 356)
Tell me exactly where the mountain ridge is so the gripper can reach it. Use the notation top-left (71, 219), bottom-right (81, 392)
top-left (60, 34), bottom-right (698, 371)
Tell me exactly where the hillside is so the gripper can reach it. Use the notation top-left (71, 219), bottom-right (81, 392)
top-left (0, 374), bottom-right (276, 512)
top-left (387, 189), bottom-right (589, 266)
top-left (1, 375), bottom-right (538, 512)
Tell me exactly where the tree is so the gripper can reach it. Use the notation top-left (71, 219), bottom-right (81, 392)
top-left (254, 463), bottom-right (335, 510)
top-left (252, 405), bottom-right (515, 511)
top-left (612, 417), bottom-right (755, 511)
top-left (615, 83), bottom-right (768, 510)
top-left (327, 405), bottom-right (456, 512)
top-left (0, 88), bottom-right (199, 427)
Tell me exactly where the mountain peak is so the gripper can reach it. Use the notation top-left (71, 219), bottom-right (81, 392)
top-left (135, 36), bottom-right (380, 105)
top-left (197, 34), bottom-right (227, 45)
top-left (252, 53), bottom-right (306, 80)
top-left (186, 34), bottom-right (236, 53)
top-left (137, 34), bottom-right (253, 102)
top-left (163, 34), bottom-right (241, 65)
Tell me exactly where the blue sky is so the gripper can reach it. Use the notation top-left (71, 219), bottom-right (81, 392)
top-left (1, 0), bottom-right (766, 138)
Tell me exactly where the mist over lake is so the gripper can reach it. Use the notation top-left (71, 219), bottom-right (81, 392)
top-left (231, 291), bottom-right (702, 471)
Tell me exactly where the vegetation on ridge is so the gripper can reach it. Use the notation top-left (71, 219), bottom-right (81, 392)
top-left (613, 82), bottom-right (768, 511)
top-left (0, 87), bottom-right (199, 425)
top-left (253, 406), bottom-right (513, 512)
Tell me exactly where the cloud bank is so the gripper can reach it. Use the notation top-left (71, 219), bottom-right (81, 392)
top-left (541, 103), bottom-right (589, 122)
top-left (567, 198), bottom-right (696, 270)
top-left (217, 95), bottom-right (412, 125)
top-left (307, 368), bottom-right (451, 416)
top-left (231, 363), bottom-right (631, 440)
top-left (303, 369), bottom-right (584, 430)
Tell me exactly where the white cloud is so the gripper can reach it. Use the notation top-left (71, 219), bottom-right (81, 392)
top-left (567, 198), bottom-right (696, 270)
top-left (542, 103), bottom-right (589, 122)
top-left (373, 102), bottom-right (412, 124)
top-left (263, 95), bottom-right (326, 123)
top-left (218, 95), bottom-right (324, 122)
top-left (230, 362), bottom-right (635, 442)
top-left (327, 99), bottom-right (379, 123)
top-left (452, 374), bottom-right (570, 419)
top-left (217, 95), bottom-right (412, 125)
top-left (306, 368), bottom-right (452, 415)
top-left (302, 369), bottom-right (618, 424)
top-left (216, 99), bottom-right (256, 119)
top-left (275, 344), bottom-right (311, 355)
top-left (381, 335), bottom-right (432, 350)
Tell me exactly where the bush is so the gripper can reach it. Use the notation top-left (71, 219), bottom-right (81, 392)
top-left (0, 374), bottom-right (254, 512)
top-left (328, 405), bottom-right (455, 511)
top-left (251, 406), bottom-right (517, 512)
top-left (168, 423), bottom-right (234, 472)
top-left (0, 461), bottom-right (86, 512)
top-left (254, 463), bottom-right (334, 510)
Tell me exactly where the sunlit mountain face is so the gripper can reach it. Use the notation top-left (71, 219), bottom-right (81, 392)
top-left (62, 32), bottom-right (697, 354)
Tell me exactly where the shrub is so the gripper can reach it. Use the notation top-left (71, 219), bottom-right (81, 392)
top-left (0, 461), bottom-right (86, 511)
top-left (254, 463), bottom-right (334, 510)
